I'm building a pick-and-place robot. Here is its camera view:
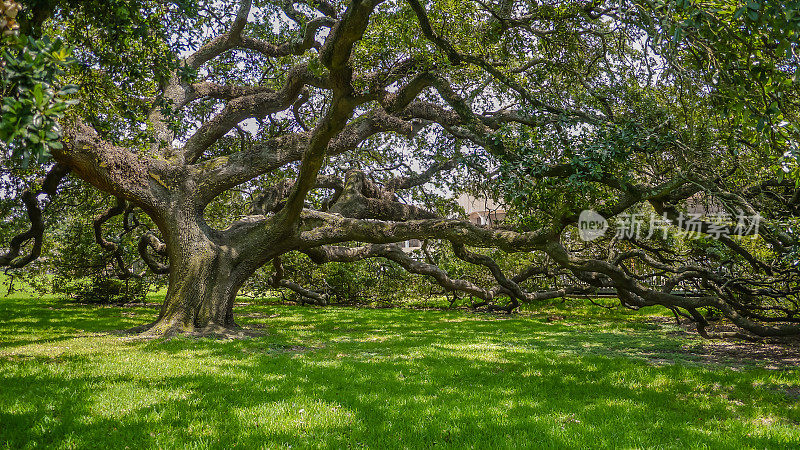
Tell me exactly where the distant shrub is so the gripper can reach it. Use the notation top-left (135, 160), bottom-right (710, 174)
top-left (53, 275), bottom-right (150, 304)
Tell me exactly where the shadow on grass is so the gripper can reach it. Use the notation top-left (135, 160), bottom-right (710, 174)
top-left (1, 298), bottom-right (798, 448)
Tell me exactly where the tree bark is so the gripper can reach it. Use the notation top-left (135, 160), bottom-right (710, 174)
top-left (140, 209), bottom-right (247, 336)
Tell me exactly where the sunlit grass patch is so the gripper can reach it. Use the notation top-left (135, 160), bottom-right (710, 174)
top-left (1, 295), bottom-right (799, 448)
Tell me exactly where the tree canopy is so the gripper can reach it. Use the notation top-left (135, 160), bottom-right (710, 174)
top-left (2, 0), bottom-right (800, 338)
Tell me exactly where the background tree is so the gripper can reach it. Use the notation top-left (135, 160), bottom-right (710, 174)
top-left (2, 0), bottom-right (799, 338)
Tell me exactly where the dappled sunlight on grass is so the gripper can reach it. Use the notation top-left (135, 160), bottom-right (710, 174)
top-left (1, 296), bottom-right (799, 448)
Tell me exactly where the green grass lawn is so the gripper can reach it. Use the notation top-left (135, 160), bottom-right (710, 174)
top-left (1, 294), bottom-right (799, 449)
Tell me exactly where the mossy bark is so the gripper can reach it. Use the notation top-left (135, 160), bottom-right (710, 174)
top-left (140, 209), bottom-right (249, 337)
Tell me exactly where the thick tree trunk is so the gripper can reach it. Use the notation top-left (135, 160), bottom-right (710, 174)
top-left (138, 210), bottom-right (250, 337)
top-left (146, 247), bottom-right (239, 335)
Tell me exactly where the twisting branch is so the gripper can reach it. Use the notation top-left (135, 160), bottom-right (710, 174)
top-left (1, 164), bottom-right (70, 268)
top-left (184, 0), bottom-right (253, 69)
top-left (269, 257), bottom-right (328, 305)
top-left (303, 243), bottom-right (589, 310)
top-left (305, 244), bottom-right (492, 300)
top-left (182, 64), bottom-right (323, 162)
top-left (239, 17), bottom-right (336, 57)
top-left (452, 243), bottom-right (590, 309)
top-left (93, 197), bottom-right (140, 279)
top-left (93, 197), bottom-right (127, 253)
top-left (544, 240), bottom-right (800, 338)
top-left (138, 231), bottom-right (170, 274)
top-left (329, 170), bottom-right (438, 220)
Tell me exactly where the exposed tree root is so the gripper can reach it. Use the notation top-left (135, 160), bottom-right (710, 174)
top-left (120, 320), bottom-right (264, 340)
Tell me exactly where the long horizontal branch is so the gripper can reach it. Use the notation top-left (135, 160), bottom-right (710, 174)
top-left (305, 244), bottom-right (493, 299)
top-left (304, 243), bottom-right (590, 305)
top-left (544, 240), bottom-right (800, 337)
top-left (297, 210), bottom-right (555, 251)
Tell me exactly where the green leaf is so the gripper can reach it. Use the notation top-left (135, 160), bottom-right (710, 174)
top-left (32, 83), bottom-right (44, 107)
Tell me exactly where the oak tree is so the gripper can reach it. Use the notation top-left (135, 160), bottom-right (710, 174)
top-left (2, 0), bottom-right (800, 338)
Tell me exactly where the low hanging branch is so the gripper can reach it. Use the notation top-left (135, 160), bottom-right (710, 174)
top-left (92, 197), bottom-right (144, 280)
top-left (138, 231), bottom-right (170, 275)
top-left (303, 243), bottom-right (591, 312)
top-left (268, 257), bottom-right (329, 305)
top-left (1, 164), bottom-right (69, 269)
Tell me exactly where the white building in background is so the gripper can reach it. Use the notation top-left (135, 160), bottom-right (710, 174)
top-left (399, 238), bottom-right (423, 252)
top-left (456, 193), bottom-right (506, 227)
top-left (400, 194), bottom-right (506, 252)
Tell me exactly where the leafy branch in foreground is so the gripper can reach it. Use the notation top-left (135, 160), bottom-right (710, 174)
top-left (1, 7), bottom-right (77, 167)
